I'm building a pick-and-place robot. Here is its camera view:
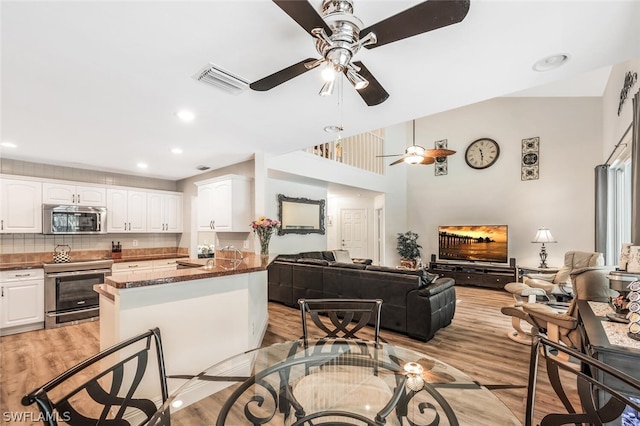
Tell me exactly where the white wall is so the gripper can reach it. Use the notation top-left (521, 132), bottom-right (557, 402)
top-left (407, 97), bottom-right (603, 268)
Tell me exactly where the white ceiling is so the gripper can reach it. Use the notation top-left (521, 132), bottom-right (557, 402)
top-left (2, 1), bottom-right (640, 181)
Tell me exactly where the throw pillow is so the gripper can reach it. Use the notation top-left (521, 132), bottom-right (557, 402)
top-left (332, 250), bottom-right (353, 264)
top-left (328, 262), bottom-right (367, 270)
top-left (296, 258), bottom-right (329, 266)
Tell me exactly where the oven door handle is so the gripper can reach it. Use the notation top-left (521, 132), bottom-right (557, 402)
top-left (46, 307), bottom-right (100, 318)
top-left (45, 269), bottom-right (112, 278)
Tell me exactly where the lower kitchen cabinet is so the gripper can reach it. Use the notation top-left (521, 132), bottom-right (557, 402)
top-left (0, 269), bottom-right (44, 335)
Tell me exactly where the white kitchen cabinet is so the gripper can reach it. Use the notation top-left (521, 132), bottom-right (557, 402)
top-left (106, 189), bottom-right (147, 232)
top-left (147, 191), bottom-right (183, 233)
top-left (43, 183), bottom-right (106, 206)
top-left (0, 269), bottom-right (44, 335)
top-left (111, 261), bottom-right (154, 276)
top-left (151, 258), bottom-right (181, 272)
top-left (196, 175), bottom-right (252, 232)
top-left (0, 178), bottom-right (42, 233)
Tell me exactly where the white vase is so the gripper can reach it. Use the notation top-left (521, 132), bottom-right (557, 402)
top-left (627, 246), bottom-right (640, 273)
top-left (620, 243), bottom-right (633, 271)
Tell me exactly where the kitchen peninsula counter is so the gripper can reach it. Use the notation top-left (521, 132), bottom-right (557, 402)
top-left (104, 254), bottom-right (273, 289)
top-left (97, 253), bottom-right (270, 397)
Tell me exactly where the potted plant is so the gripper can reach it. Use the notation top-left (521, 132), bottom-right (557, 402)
top-left (397, 231), bottom-right (422, 268)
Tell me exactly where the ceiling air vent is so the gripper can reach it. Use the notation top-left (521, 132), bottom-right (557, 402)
top-left (196, 165), bottom-right (211, 171)
top-left (193, 63), bottom-right (249, 95)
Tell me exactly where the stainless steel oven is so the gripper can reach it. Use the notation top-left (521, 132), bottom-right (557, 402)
top-left (44, 259), bottom-right (113, 328)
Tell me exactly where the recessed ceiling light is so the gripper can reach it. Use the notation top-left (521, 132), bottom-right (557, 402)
top-left (532, 54), bottom-right (570, 72)
top-left (171, 147), bottom-right (183, 154)
top-left (1, 142), bottom-right (17, 148)
top-left (175, 110), bottom-right (195, 122)
top-left (137, 162), bottom-right (148, 169)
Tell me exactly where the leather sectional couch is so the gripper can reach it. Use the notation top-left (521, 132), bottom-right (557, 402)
top-left (267, 251), bottom-right (456, 342)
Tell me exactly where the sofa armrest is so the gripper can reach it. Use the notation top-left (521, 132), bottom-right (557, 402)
top-left (418, 277), bottom-right (455, 297)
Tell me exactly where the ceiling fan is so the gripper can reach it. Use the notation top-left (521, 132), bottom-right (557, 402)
top-left (378, 120), bottom-right (456, 165)
top-left (250, 0), bottom-right (471, 106)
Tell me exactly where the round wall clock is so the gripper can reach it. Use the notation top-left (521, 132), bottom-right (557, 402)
top-left (465, 138), bottom-right (500, 169)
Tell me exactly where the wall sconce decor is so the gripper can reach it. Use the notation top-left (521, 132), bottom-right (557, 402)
top-left (434, 139), bottom-right (448, 176)
top-left (522, 137), bottom-right (540, 181)
top-left (532, 227), bottom-right (557, 268)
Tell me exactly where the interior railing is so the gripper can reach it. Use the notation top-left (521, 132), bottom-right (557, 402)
top-left (304, 129), bottom-right (385, 174)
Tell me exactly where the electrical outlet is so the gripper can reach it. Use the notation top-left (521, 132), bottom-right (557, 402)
top-left (132, 240), bottom-right (138, 247)
top-left (243, 240), bottom-right (249, 249)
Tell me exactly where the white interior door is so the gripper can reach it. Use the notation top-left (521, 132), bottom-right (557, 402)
top-left (340, 209), bottom-right (367, 258)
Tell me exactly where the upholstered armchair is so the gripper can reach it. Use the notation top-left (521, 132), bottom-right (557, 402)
top-left (501, 251), bottom-right (612, 345)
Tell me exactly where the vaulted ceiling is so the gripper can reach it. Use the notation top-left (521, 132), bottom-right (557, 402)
top-left (2, 1), bottom-right (640, 180)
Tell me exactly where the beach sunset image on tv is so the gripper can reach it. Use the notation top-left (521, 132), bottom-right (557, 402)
top-left (438, 225), bottom-right (508, 263)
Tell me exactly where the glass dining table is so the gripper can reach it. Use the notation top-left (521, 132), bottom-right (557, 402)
top-left (148, 339), bottom-right (521, 425)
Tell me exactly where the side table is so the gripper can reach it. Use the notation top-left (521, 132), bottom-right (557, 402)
top-left (518, 265), bottom-right (560, 282)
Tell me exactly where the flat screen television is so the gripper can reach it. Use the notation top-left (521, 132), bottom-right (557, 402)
top-left (438, 225), bottom-right (508, 263)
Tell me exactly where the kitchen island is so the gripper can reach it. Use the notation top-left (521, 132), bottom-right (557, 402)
top-left (95, 254), bottom-right (271, 396)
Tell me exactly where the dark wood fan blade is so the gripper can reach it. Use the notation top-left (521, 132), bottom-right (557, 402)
top-left (424, 148), bottom-right (456, 157)
top-left (419, 156), bottom-right (436, 165)
top-left (361, 0), bottom-right (471, 50)
top-left (250, 58), bottom-right (317, 91)
top-left (389, 157), bottom-right (406, 166)
top-left (273, 0), bottom-right (332, 36)
top-left (351, 61), bottom-right (389, 106)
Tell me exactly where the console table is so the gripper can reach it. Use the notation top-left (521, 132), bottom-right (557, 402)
top-left (578, 300), bottom-right (640, 399)
top-left (428, 260), bottom-right (517, 289)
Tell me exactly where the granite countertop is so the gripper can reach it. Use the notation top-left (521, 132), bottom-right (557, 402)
top-left (0, 254), bottom-right (189, 271)
top-left (0, 262), bottom-right (44, 271)
top-left (104, 254), bottom-right (275, 289)
top-left (112, 254), bottom-right (189, 263)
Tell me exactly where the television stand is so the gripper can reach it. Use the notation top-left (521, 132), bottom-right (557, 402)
top-left (428, 258), bottom-right (517, 289)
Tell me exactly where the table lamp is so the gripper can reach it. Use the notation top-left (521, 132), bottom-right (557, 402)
top-left (532, 227), bottom-right (557, 268)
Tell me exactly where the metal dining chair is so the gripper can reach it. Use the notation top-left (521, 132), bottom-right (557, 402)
top-left (526, 335), bottom-right (640, 425)
top-left (298, 298), bottom-right (383, 347)
top-left (22, 328), bottom-right (168, 426)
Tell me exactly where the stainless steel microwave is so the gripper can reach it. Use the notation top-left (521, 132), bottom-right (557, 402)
top-left (43, 204), bottom-right (107, 234)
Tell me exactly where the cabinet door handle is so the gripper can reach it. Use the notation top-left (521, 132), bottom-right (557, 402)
top-left (1, 287), bottom-right (3, 297)
top-left (77, 194), bottom-right (81, 204)
top-left (128, 222), bottom-right (131, 231)
top-left (1, 219), bottom-right (3, 230)
top-left (212, 220), bottom-right (215, 230)
top-left (73, 194), bottom-right (76, 203)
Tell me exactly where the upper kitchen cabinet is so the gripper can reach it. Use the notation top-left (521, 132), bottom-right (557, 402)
top-left (43, 183), bottom-right (106, 206)
top-left (147, 191), bottom-right (183, 233)
top-left (106, 189), bottom-right (147, 232)
top-left (0, 178), bottom-right (42, 233)
top-left (196, 175), bottom-right (252, 232)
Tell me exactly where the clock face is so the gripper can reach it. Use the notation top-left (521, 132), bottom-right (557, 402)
top-left (465, 138), bottom-right (500, 169)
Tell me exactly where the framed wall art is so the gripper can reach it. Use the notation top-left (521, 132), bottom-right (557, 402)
top-left (521, 137), bottom-right (540, 181)
top-left (434, 139), bottom-right (448, 176)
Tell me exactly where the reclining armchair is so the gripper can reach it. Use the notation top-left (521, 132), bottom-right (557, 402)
top-left (501, 251), bottom-right (612, 345)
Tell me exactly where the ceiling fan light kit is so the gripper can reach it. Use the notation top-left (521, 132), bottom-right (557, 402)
top-left (251, 0), bottom-right (470, 106)
top-left (378, 120), bottom-right (456, 167)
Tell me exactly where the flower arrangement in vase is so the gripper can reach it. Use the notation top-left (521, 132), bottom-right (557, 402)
top-left (397, 231), bottom-right (422, 269)
top-left (251, 216), bottom-right (280, 256)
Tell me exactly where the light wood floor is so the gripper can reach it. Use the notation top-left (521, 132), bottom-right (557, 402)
top-left (0, 286), bottom-right (574, 425)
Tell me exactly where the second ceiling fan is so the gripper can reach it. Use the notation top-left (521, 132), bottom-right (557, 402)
top-left (378, 120), bottom-right (456, 165)
top-left (250, 0), bottom-right (471, 106)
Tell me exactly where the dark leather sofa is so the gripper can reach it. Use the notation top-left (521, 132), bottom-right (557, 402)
top-left (267, 251), bottom-right (456, 342)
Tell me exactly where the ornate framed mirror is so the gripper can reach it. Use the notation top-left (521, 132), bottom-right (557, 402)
top-left (277, 194), bottom-right (326, 235)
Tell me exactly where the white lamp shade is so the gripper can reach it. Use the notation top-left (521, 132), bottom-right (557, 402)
top-left (532, 227), bottom-right (557, 243)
